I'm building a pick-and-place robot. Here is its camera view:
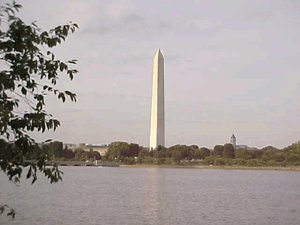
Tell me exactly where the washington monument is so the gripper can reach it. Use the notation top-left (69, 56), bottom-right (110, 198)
top-left (149, 49), bottom-right (165, 150)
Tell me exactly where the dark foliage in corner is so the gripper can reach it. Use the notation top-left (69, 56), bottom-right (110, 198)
top-left (0, 1), bottom-right (78, 218)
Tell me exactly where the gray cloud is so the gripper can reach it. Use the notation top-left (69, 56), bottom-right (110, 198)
top-left (82, 10), bottom-right (172, 35)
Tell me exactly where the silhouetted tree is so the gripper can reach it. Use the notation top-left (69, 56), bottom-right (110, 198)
top-left (194, 149), bottom-right (202, 160)
top-left (63, 149), bottom-right (75, 159)
top-left (200, 147), bottom-right (210, 159)
top-left (213, 145), bottom-right (224, 157)
top-left (137, 148), bottom-right (149, 163)
top-left (129, 143), bottom-right (140, 157)
top-left (261, 146), bottom-right (279, 161)
top-left (190, 145), bottom-right (199, 150)
top-left (224, 143), bottom-right (235, 159)
top-left (105, 141), bottom-right (130, 160)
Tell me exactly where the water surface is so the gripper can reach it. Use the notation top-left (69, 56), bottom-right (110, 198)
top-left (1, 167), bottom-right (299, 224)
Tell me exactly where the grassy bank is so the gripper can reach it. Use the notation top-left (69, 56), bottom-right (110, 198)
top-left (120, 164), bottom-right (300, 171)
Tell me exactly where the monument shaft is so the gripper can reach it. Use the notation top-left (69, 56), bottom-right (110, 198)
top-left (150, 49), bottom-right (165, 150)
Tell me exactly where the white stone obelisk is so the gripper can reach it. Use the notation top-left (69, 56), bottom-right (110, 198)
top-left (149, 49), bottom-right (165, 150)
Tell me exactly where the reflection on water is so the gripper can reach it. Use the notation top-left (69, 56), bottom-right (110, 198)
top-left (142, 169), bottom-right (159, 224)
top-left (1, 167), bottom-right (300, 225)
top-left (140, 169), bottom-right (172, 224)
top-left (138, 168), bottom-right (159, 224)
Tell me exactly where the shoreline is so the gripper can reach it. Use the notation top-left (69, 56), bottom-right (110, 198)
top-left (120, 164), bottom-right (300, 171)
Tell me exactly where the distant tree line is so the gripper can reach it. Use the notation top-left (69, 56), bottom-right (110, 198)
top-left (28, 141), bottom-right (300, 167)
top-left (101, 141), bottom-right (300, 167)
top-left (28, 141), bottom-right (102, 161)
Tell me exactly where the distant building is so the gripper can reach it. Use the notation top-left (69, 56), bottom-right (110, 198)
top-left (230, 134), bottom-right (236, 147)
top-left (78, 143), bottom-right (108, 156)
top-left (63, 143), bottom-right (77, 150)
top-left (230, 134), bottom-right (257, 150)
top-left (63, 143), bottom-right (109, 156)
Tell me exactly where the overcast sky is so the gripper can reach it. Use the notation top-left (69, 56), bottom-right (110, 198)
top-left (5, 0), bottom-right (300, 149)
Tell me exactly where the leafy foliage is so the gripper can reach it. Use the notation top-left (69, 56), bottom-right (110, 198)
top-left (223, 143), bottom-right (235, 159)
top-left (261, 146), bottom-right (279, 161)
top-left (193, 149), bottom-right (201, 160)
top-left (100, 140), bottom-right (300, 167)
top-left (128, 143), bottom-right (140, 157)
top-left (213, 145), bottom-right (224, 157)
top-left (104, 142), bottom-right (130, 161)
top-left (168, 145), bottom-right (194, 163)
top-left (137, 147), bottom-right (149, 163)
top-left (41, 141), bottom-right (63, 158)
top-left (0, 2), bottom-right (78, 185)
top-left (200, 147), bottom-right (210, 159)
top-left (235, 148), bottom-right (263, 160)
top-left (0, 204), bottom-right (16, 219)
top-left (283, 142), bottom-right (300, 164)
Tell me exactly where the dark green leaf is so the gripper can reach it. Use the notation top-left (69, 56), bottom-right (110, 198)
top-left (21, 87), bottom-right (27, 95)
top-left (0, 2), bottom-right (78, 211)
